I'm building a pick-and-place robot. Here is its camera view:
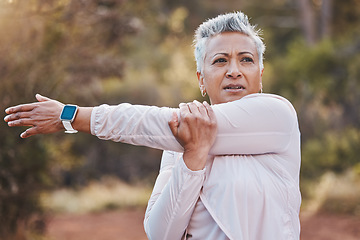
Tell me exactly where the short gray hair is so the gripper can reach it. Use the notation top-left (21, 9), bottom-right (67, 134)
top-left (194, 11), bottom-right (265, 73)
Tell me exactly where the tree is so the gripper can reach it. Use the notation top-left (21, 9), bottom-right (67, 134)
top-left (297, 0), bottom-right (317, 45)
top-left (0, 0), bottom-right (139, 238)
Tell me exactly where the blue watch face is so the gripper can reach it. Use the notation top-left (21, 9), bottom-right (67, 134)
top-left (60, 105), bottom-right (78, 121)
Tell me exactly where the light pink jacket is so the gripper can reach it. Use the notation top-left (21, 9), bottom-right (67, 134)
top-left (90, 93), bottom-right (301, 240)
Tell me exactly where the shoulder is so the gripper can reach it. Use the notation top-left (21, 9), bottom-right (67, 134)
top-left (212, 93), bottom-right (299, 131)
top-left (241, 93), bottom-right (298, 118)
top-left (214, 93), bottom-right (297, 116)
top-left (243, 93), bottom-right (295, 109)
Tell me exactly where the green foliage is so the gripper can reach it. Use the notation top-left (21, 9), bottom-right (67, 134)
top-left (267, 37), bottom-right (360, 139)
top-left (332, 0), bottom-right (360, 38)
top-left (0, 133), bottom-right (48, 239)
top-left (0, 0), bottom-right (139, 238)
top-left (266, 34), bottom-right (360, 191)
top-left (302, 128), bottom-right (360, 179)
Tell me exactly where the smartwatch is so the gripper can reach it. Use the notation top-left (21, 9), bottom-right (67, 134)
top-left (60, 104), bottom-right (79, 133)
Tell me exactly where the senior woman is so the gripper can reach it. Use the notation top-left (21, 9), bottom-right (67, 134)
top-left (4, 12), bottom-right (301, 240)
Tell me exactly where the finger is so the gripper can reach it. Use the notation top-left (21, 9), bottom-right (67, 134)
top-left (192, 100), bottom-right (207, 115)
top-left (36, 94), bottom-right (52, 102)
top-left (5, 103), bottom-right (37, 114)
top-left (186, 102), bottom-right (200, 115)
top-left (179, 102), bottom-right (190, 116)
top-left (168, 111), bottom-right (179, 136)
top-left (20, 127), bottom-right (38, 138)
top-left (204, 101), bottom-right (217, 124)
top-left (7, 118), bottom-right (35, 127)
top-left (4, 111), bottom-right (32, 122)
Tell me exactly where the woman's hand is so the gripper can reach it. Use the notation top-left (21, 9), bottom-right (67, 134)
top-left (4, 94), bottom-right (65, 138)
top-left (168, 100), bottom-right (217, 171)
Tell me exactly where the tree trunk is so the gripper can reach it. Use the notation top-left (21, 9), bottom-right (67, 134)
top-left (320, 0), bottom-right (333, 39)
top-left (297, 0), bottom-right (316, 45)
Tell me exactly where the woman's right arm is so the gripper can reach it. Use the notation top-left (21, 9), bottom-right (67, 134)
top-left (90, 93), bottom-right (298, 155)
top-left (5, 93), bottom-right (298, 155)
top-left (4, 94), bottom-right (93, 138)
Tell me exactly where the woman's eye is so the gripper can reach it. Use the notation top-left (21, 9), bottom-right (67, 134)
top-left (241, 57), bottom-right (254, 63)
top-left (213, 58), bottom-right (227, 64)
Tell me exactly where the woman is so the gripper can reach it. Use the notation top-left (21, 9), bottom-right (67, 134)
top-left (4, 12), bottom-right (301, 240)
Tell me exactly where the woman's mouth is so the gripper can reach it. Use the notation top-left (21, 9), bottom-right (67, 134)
top-left (224, 85), bottom-right (245, 92)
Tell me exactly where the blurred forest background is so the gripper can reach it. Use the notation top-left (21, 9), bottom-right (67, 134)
top-left (0, 0), bottom-right (360, 239)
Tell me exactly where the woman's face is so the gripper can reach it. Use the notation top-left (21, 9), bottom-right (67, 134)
top-left (198, 32), bottom-right (263, 105)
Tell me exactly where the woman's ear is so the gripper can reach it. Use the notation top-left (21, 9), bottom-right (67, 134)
top-left (197, 72), bottom-right (207, 97)
top-left (197, 71), bottom-right (204, 86)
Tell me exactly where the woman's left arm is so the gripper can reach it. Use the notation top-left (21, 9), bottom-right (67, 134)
top-left (209, 93), bottom-right (299, 155)
top-left (145, 102), bottom-right (217, 240)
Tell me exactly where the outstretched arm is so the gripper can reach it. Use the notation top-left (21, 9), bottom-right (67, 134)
top-left (90, 93), bottom-right (298, 155)
top-left (4, 94), bottom-right (92, 138)
top-left (5, 93), bottom-right (298, 155)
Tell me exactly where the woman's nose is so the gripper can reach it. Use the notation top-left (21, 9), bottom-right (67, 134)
top-left (226, 62), bottom-right (242, 78)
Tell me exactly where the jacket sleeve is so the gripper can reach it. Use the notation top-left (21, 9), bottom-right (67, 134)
top-left (90, 93), bottom-right (299, 155)
top-left (143, 151), bottom-right (205, 240)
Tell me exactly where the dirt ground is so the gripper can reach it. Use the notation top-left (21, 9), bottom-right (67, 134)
top-left (46, 209), bottom-right (360, 240)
